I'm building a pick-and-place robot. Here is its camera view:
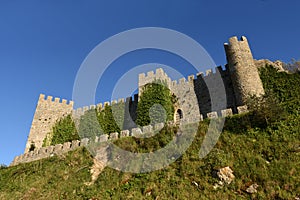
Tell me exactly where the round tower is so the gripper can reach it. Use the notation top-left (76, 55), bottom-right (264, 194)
top-left (224, 36), bottom-right (264, 106)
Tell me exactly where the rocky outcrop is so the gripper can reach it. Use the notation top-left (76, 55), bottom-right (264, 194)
top-left (213, 166), bottom-right (235, 189)
top-left (254, 59), bottom-right (286, 72)
top-left (246, 183), bottom-right (259, 194)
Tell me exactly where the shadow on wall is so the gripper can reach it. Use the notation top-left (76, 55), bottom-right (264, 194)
top-left (123, 94), bottom-right (138, 130)
top-left (193, 66), bottom-right (237, 118)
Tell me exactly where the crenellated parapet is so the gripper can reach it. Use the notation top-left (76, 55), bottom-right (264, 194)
top-left (72, 95), bottom-right (137, 130)
top-left (11, 122), bottom-right (166, 166)
top-left (206, 106), bottom-right (248, 119)
top-left (22, 35), bottom-right (263, 163)
top-left (138, 68), bottom-right (172, 95)
top-left (12, 104), bottom-right (250, 167)
top-left (72, 97), bottom-right (126, 119)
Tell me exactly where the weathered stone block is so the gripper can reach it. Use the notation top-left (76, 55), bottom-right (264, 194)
top-left (120, 130), bottom-right (130, 137)
top-left (99, 134), bottom-right (109, 142)
top-left (28, 151), bottom-right (34, 157)
top-left (154, 123), bottom-right (164, 131)
top-left (62, 142), bottom-right (72, 151)
top-left (237, 105), bottom-right (248, 114)
top-left (53, 144), bottom-right (63, 153)
top-left (38, 147), bottom-right (47, 155)
top-left (207, 111), bottom-right (218, 119)
top-left (221, 108), bottom-right (233, 117)
top-left (200, 114), bottom-right (204, 121)
top-left (71, 140), bottom-right (80, 148)
top-left (33, 149), bottom-right (39, 156)
top-left (45, 146), bottom-right (54, 154)
top-left (142, 125), bottom-right (153, 133)
top-left (109, 132), bottom-right (119, 140)
top-left (131, 127), bottom-right (142, 137)
top-left (80, 138), bottom-right (89, 146)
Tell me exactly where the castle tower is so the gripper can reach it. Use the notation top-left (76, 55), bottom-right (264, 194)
top-left (138, 68), bottom-right (201, 123)
top-left (224, 36), bottom-right (264, 106)
top-left (138, 68), bottom-right (172, 97)
top-left (24, 94), bottom-right (74, 153)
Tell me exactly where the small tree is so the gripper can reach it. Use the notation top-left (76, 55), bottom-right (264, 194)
top-left (97, 104), bottom-right (121, 135)
top-left (47, 114), bottom-right (79, 146)
top-left (79, 109), bottom-right (103, 139)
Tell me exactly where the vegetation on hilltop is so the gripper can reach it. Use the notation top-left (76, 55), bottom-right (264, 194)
top-left (1, 65), bottom-right (299, 199)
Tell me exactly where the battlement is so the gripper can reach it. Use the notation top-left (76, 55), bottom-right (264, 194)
top-left (24, 94), bottom-right (74, 153)
top-left (206, 106), bottom-right (248, 119)
top-left (73, 95), bottom-right (135, 118)
top-left (138, 68), bottom-right (172, 91)
top-left (13, 104), bottom-right (249, 166)
top-left (38, 94), bottom-right (74, 106)
top-left (169, 66), bottom-right (228, 88)
top-left (138, 68), bottom-right (171, 81)
top-left (12, 122), bottom-right (166, 166)
top-left (22, 35), bottom-right (264, 162)
top-left (224, 36), bottom-right (248, 45)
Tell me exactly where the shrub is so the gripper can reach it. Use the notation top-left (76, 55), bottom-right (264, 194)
top-left (78, 109), bottom-right (103, 139)
top-left (43, 114), bottom-right (79, 146)
top-left (246, 92), bottom-right (286, 129)
top-left (259, 65), bottom-right (300, 115)
top-left (97, 104), bottom-right (122, 135)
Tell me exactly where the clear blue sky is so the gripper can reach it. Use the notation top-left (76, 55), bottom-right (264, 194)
top-left (0, 1), bottom-right (299, 165)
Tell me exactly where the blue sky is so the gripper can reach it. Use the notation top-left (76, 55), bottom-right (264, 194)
top-left (0, 0), bottom-right (299, 165)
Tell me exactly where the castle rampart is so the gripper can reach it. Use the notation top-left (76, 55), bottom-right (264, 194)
top-left (24, 94), bottom-right (74, 153)
top-left (19, 35), bottom-right (264, 166)
top-left (12, 105), bottom-right (248, 166)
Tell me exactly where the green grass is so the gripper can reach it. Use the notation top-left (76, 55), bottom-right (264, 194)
top-left (0, 66), bottom-right (299, 199)
top-left (0, 116), bottom-right (299, 199)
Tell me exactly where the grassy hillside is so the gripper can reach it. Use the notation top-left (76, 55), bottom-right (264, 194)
top-left (0, 66), bottom-right (299, 199)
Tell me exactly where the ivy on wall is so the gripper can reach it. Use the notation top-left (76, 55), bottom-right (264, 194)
top-left (42, 80), bottom-right (179, 146)
top-left (136, 80), bottom-right (176, 126)
top-left (43, 114), bottom-right (79, 146)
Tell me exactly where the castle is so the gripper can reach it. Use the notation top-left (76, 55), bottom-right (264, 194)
top-left (12, 36), bottom-right (271, 166)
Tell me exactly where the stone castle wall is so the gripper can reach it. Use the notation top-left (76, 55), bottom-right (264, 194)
top-left (11, 106), bottom-right (248, 166)
top-left (24, 94), bottom-right (74, 153)
top-left (72, 94), bottom-right (138, 130)
top-left (138, 65), bottom-right (238, 120)
top-left (20, 35), bottom-right (264, 165)
top-left (12, 122), bottom-right (166, 166)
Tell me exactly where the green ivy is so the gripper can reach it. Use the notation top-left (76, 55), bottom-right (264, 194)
top-left (96, 104), bottom-right (122, 135)
top-left (43, 114), bottom-right (79, 146)
top-left (136, 80), bottom-right (176, 126)
top-left (259, 65), bottom-right (300, 115)
top-left (78, 109), bottom-right (103, 139)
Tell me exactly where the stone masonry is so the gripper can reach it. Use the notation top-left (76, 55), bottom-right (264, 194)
top-left (24, 94), bottom-right (74, 153)
top-left (224, 36), bottom-right (265, 105)
top-left (22, 35), bottom-right (265, 157)
top-left (12, 104), bottom-right (249, 166)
